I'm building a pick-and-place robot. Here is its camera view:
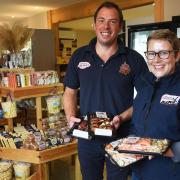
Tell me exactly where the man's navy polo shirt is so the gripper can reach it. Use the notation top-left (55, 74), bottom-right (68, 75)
top-left (64, 38), bottom-right (148, 116)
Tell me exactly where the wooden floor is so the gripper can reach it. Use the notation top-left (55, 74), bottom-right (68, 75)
top-left (49, 156), bottom-right (131, 180)
top-left (49, 157), bottom-right (75, 180)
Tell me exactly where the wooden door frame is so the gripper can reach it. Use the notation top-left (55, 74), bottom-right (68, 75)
top-left (48, 0), bottom-right (164, 56)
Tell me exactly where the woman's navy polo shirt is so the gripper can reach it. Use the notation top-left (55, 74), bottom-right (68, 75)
top-left (64, 38), bottom-right (148, 117)
top-left (131, 69), bottom-right (180, 180)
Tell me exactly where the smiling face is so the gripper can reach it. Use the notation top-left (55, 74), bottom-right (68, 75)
top-left (147, 39), bottom-right (180, 79)
top-left (93, 7), bottom-right (121, 47)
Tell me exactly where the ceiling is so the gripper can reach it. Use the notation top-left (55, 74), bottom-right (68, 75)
top-left (60, 4), bottom-right (154, 30)
top-left (0, 0), bottom-right (87, 23)
top-left (0, 1), bottom-right (154, 31)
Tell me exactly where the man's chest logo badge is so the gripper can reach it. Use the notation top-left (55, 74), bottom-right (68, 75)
top-left (78, 62), bottom-right (91, 69)
top-left (119, 62), bottom-right (131, 75)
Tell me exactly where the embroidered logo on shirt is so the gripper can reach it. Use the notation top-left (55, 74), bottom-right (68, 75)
top-left (119, 62), bottom-right (131, 75)
top-left (160, 94), bottom-right (180, 105)
top-left (78, 62), bottom-right (91, 69)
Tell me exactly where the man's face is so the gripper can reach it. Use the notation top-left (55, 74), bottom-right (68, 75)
top-left (93, 7), bottom-right (121, 46)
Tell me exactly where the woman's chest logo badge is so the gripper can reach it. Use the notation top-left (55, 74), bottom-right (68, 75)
top-left (119, 62), bottom-right (131, 75)
top-left (78, 62), bottom-right (91, 69)
top-left (160, 94), bottom-right (180, 105)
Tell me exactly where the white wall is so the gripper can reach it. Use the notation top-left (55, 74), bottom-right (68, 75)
top-left (21, 12), bottom-right (49, 29)
top-left (164, 0), bottom-right (180, 21)
top-left (19, 1), bottom-right (180, 29)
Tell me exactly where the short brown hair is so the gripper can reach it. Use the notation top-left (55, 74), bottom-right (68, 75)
top-left (94, 1), bottom-right (123, 23)
top-left (147, 29), bottom-right (180, 56)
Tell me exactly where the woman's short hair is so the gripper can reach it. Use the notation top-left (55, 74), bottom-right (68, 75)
top-left (147, 29), bottom-right (180, 55)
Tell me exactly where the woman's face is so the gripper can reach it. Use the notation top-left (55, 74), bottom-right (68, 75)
top-left (147, 39), bottom-right (180, 78)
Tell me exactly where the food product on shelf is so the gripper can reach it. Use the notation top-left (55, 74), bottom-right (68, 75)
top-left (13, 161), bottom-right (31, 179)
top-left (0, 160), bottom-right (13, 180)
top-left (0, 70), bottom-right (59, 88)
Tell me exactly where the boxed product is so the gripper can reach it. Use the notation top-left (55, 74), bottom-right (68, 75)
top-left (68, 112), bottom-right (115, 139)
top-left (112, 136), bottom-right (170, 155)
top-left (105, 138), bottom-right (144, 167)
top-left (89, 112), bottom-right (115, 137)
top-left (68, 118), bottom-right (92, 140)
top-left (105, 136), bottom-right (170, 167)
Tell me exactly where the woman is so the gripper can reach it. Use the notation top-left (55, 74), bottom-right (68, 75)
top-left (130, 29), bottom-right (180, 180)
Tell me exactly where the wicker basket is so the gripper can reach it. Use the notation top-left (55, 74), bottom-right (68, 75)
top-left (0, 161), bottom-right (13, 180)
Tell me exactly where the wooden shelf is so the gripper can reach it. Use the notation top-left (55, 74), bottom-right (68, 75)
top-left (0, 141), bottom-right (77, 164)
top-left (0, 119), bottom-right (7, 126)
top-left (0, 83), bottom-right (64, 100)
top-left (0, 83), bottom-right (82, 180)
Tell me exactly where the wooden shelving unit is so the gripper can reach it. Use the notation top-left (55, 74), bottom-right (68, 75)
top-left (0, 83), bottom-right (64, 130)
top-left (0, 83), bottom-right (64, 100)
top-left (0, 84), bottom-right (81, 180)
top-left (0, 141), bottom-right (77, 163)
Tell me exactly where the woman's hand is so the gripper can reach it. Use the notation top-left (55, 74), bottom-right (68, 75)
top-left (163, 148), bottom-right (174, 158)
top-left (148, 148), bottom-right (174, 160)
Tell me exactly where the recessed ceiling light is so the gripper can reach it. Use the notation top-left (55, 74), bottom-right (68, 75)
top-left (35, 6), bottom-right (39, 9)
top-left (11, 16), bottom-right (15, 18)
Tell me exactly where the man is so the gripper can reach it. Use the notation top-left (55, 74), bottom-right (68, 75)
top-left (63, 1), bottom-right (148, 180)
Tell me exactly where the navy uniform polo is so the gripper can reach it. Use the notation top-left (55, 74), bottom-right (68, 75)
top-left (64, 38), bottom-right (148, 119)
top-left (131, 68), bottom-right (180, 180)
top-left (64, 38), bottom-right (148, 180)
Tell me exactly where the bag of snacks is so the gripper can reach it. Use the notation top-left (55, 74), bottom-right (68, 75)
top-left (1, 93), bottom-right (17, 118)
top-left (13, 162), bottom-right (31, 179)
top-left (46, 95), bottom-right (61, 114)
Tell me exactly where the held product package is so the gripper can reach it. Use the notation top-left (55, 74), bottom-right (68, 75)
top-left (105, 146), bottom-right (144, 167)
top-left (67, 117), bottom-right (92, 140)
top-left (113, 136), bottom-right (170, 155)
top-left (105, 136), bottom-right (170, 167)
top-left (67, 112), bottom-right (115, 139)
top-left (89, 112), bottom-right (115, 137)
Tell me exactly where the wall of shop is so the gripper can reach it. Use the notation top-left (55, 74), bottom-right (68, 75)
top-left (76, 30), bottom-right (95, 47)
top-left (21, 1), bottom-right (180, 30)
top-left (21, 12), bottom-right (49, 29)
top-left (164, 0), bottom-right (180, 21)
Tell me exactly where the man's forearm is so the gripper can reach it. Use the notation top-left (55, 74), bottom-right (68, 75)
top-left (119, 107), bottom-right (133, 122)
top-left (63, 88), bottom-right (78, 121)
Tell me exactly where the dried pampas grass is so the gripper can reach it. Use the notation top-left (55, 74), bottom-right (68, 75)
top-left (0, 22), bottom-right (34, 53)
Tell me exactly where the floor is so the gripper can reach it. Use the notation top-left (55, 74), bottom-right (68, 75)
top-left (49, 157), bottom-right (75, 180)
top-left (49, 156), bottom-right (131, 180)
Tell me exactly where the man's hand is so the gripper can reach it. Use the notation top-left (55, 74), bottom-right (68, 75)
top-left (112, 115), bottom-right (122, 130)
top-left (68, 116), bottom-right (81, 128)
